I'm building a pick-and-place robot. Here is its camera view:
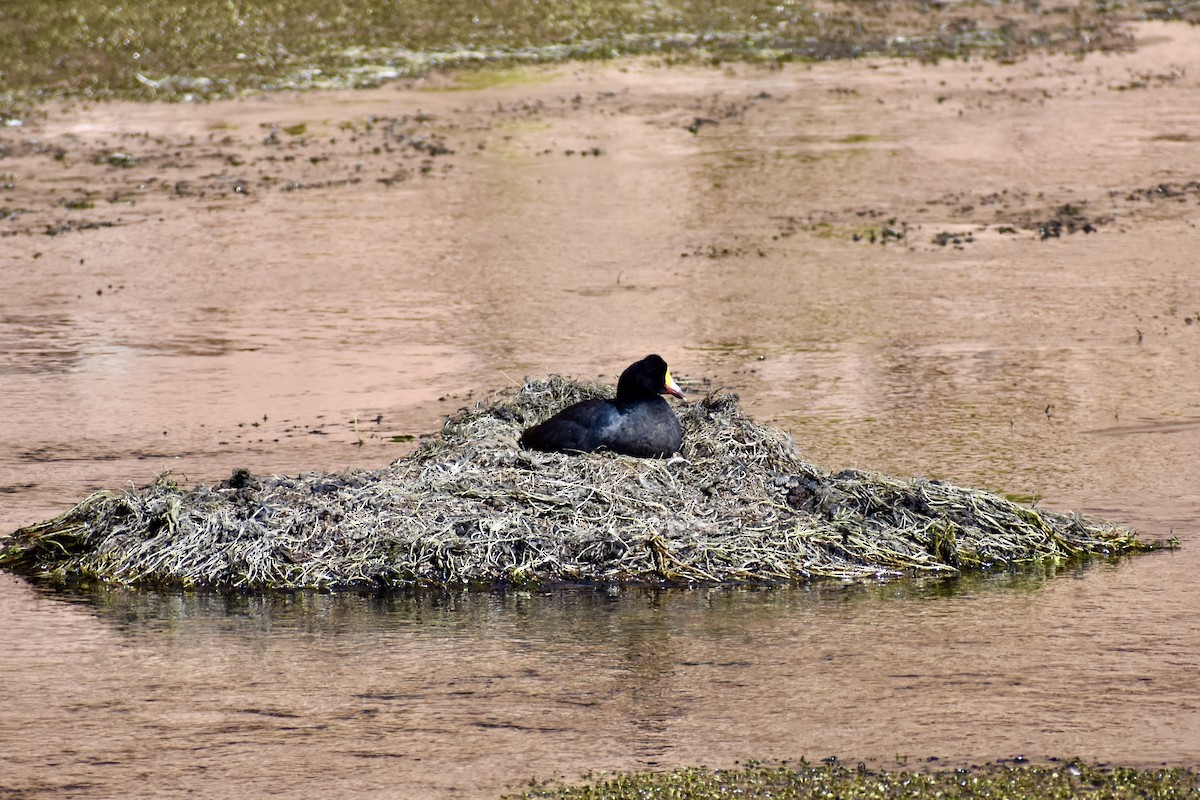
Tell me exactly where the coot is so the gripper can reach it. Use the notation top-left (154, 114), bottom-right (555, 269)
top-left (519, 355), bottom-right (685, 458)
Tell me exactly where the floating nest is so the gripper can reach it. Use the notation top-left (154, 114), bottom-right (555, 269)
top-left (0, 378), bottom-right (1164, 590)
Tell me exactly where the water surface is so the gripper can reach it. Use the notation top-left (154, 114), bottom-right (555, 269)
top-left (3, 23), bottom-right (1200, 798)
top-left (2, 556), bottom-right (1197, 799)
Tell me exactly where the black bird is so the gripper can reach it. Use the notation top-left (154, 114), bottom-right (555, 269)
top-left (519, 354), bottom-right (685, 458)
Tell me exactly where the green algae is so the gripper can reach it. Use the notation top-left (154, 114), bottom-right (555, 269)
top-left (430, 65), bottom-right (563, 92)
top-left (809, 221), bottom-right (908, 245)
top-left (835, 133), bottom-right (879, 144)
top-left (1, 0), bottom-right (1194, 111)
top-left (510, 759), bottom-right (1200, 800)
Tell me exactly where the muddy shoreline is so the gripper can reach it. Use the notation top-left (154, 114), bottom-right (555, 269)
top-left (5, 42), bottom-right (1200, 245)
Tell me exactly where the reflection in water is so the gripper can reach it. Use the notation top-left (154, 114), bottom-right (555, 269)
top-left (0, 313), bottom-right (84, 375)
top-left (4, 554), bottom-right (1198, 799)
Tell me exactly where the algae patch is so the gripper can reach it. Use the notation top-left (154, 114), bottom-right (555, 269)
top-left (428, 66), bottom-right (563, 92)
top-left (2, 0), bottom-right (1193, 107)
top-left (509, 759), bottom-right (1200, 800)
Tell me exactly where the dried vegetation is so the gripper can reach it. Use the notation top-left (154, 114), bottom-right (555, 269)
top-left (0, 378), bottom-right (1162, 590)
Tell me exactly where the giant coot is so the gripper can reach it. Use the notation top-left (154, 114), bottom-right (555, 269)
top-left (519, 355), bottom-right (685, 458)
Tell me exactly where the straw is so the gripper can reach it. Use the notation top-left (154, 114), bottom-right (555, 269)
top-left (0, 377), bottom-right (1163, 590)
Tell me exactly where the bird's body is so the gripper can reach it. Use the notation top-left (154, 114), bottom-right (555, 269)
top-left (519, 355), bottom-right (685, 458)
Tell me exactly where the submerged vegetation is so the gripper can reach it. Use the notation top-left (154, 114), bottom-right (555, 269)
top-left (2, 0), bottom-right (1198, 110)
top-left (0, 377), bottom-right (1163, 591)
top-left (509, 759), bottom-right (1200, 800)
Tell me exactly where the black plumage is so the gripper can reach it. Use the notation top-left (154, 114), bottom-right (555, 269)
top-left (519, 355), bottom-right (685, 458)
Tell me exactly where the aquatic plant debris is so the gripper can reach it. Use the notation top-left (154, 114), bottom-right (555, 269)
top-left (507, 758), bottom-right (1200, 800)
top-left (0, 378), bottom-right (1164, 590)
top-left (3, 0), bottom-right (1198, 107)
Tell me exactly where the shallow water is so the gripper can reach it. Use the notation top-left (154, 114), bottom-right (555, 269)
top-left (3, 21), bottom-right (1200, 798)
top-left (3, 557), bottom-right (1198, 799)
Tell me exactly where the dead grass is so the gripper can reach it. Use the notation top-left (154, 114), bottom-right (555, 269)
top-left (0, 377), bottom-right (1164, 590)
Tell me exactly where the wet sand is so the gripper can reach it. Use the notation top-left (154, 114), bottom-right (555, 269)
top-left (2, 19), bottom-right (1200, 798)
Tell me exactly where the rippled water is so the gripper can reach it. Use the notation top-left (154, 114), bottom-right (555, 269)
top-left (3, 24), bottom-right (1200, 798)
top-left (3, 554), bottom-right (1198, 799)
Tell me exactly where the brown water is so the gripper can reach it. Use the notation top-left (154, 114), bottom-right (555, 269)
top-left (2, 21), bottom-right (1200, 798)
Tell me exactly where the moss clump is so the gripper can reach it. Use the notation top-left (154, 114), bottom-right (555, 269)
top-left (0, 377), bottom-right (1164, 591)
top-left (508, 759), bottom-right (1200, 800)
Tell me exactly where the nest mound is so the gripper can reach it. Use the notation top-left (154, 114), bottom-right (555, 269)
top-left (0, 378), bottom-right (1159, 590)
